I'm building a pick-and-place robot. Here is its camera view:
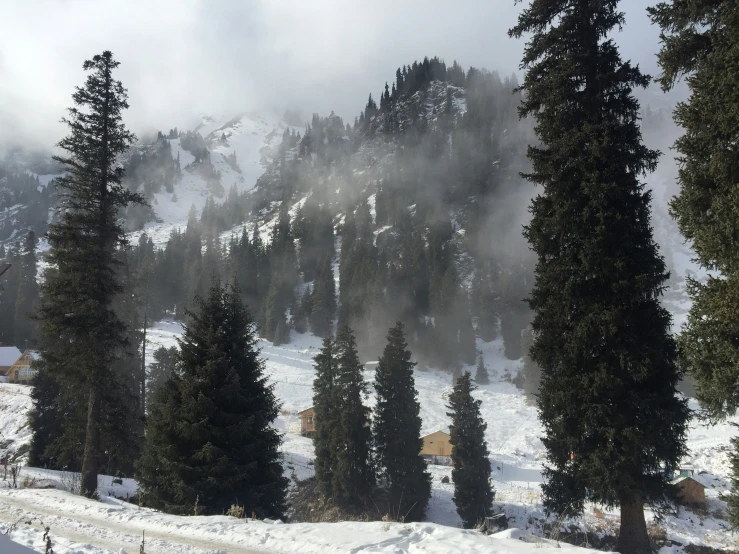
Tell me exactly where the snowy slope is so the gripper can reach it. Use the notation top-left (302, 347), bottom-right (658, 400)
top-left (142, 321), bottom-right (739, 547)
top-left (130, 111), bottom-right (301, 248)
top-left (0, 319), bottom-right (737, 552)
top-left (0, 488), bottom-right (600, 554)
top-left (0, 384), bottom-right (33, 463)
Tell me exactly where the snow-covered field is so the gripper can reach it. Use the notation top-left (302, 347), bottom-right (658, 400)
top-left (1, 321), bottom-right (735, 553)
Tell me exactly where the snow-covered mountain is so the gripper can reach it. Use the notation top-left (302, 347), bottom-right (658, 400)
top-left (127, 110), bottom-right (302, 245)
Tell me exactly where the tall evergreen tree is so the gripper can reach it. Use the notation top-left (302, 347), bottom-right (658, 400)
top-left (14, 230), bottom-right (39, 347)
top-left (263, 205), bottom-right (297, 343)
top-left (474, 353), bottom-right (489, 385)
top-left (312, 334), bottom-right (339, 497)
top-left (145, 346), bottom-right (178, 412)
top-left (332, 324), bottom-right (374, 504)
top-left (310, 255), bottom-right (336, 338)
top-left (33, 51), bottom-right (145, 496)
top-left (373, 322), bottom-right (431, 521)
top-left (521, 326), bottom-right (541, 405)
top-left (447, 372), bottom-right (494, 528)
top-left (510, 3), bottom-right (690, 552)
top-left (137, 281), bottom-right (287, 517)
top-left (649, 0), bottom-right (739, 527)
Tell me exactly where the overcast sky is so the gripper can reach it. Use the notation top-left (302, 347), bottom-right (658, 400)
top-left (0, 0), bottom-right (674, 152)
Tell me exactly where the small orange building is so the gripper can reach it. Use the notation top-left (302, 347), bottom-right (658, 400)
top-left (299, 407), bottom-right (316, 437)
top-left (7, 350), bottom-right (39, 382)
top-left (671, 475), bottom-right (706, 508)
top-left (421, 430), bottom-right (452, 465)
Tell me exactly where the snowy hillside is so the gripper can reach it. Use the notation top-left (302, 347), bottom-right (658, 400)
top-left (130, 111), bottom-right (301, 247)
top-left (1, 321), bottom-right (736, 552)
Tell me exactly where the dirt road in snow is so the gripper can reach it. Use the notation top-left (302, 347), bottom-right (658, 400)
top-left (0, 491), bottom-right (267, 554)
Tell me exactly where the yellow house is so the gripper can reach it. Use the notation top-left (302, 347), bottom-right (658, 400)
top-left (421, 430), bottom-right (452, 465)
top-left (299, 407), bottom-right (316, 437)
top-left (7, 350), bottom-right (39, 382)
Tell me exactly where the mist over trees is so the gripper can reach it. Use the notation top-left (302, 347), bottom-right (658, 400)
top-left (4, 3), bottom-right (732, 541)
top-left (108, 57), bottom-right (540, 375)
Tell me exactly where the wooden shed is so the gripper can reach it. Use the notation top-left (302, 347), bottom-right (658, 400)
top-left (420, 430), bottom-right (452, 466)
top-left (671, 475), bottom-right (706, 507)
top-left (7, 350), bottom-right (39, 382)
top-left (299, 407), bottom-right (316, 437)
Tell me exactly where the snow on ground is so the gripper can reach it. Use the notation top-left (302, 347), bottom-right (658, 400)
top-left (141, 320), bottom-right (739, 547)
top-left (128, 111), bottom-right (298, 249)
top-left (1, 319), bottom-right (737, 552)
top-left (0, 487), bottom-right (603, 554)
top-left (0, 384), bottom-right (33, 463)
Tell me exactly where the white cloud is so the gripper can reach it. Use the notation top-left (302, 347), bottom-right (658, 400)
top-left (0, 0), bottom-right (668, 152)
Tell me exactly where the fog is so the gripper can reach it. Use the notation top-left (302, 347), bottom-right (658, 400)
top-left (1, 0), bottom-right (679, 154)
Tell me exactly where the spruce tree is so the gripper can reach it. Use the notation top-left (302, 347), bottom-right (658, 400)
top-left (137, 281), bottom-right (287, 517)
top-left (14, 230), bottom-right (39, 347)
top-left (447, 372), bottom-right (493, 528)
top-left (510, 3), bottom-right (690, 552)
top-left (373, 322), bottom-right (431, 521)
top-left (649, 0), bottom-right (739, 527)
top-left (145, 346), bottom-right (178, 412)
top-left (310, 255), bottom-right (336, 338)
top-left (521, 326), bottom-right (541, 405)
top-left (648, 0), bottom-right (739, 419)
top-left (312, 334), bottom-right (338, 497)
top-left (474, 353), bottom-right (489, 385)
top-left (34, 51), bottom-right (145, 496)
top-left (332, 324), bottom-right (373, 504)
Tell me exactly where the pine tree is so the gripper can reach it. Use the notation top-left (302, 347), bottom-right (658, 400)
top-left (474, 353), bottom-right (489, 385)
top-left (33, 51), bottom-right (145, 496)
top-left (510, 3), bottom-right (690, 552)
top-left (648, 0), bottom-right (739, 420)
top-left (137, 281), bottom-right (287, 517)
top-left (145, 346), bottom-right (178, 412)
top-left (332, 324), bottom-right (373, 504)
top-left (14, 230), bottom-right (39, 347)
top-left (521, 326), bottom-right (540, 405)
top-left (291, 290), bottom-right (308, 334)
top-left (447, 372), bottom-right (494, 528)
top-left (310, 255), bottom-right (336, 338)
top-left (312, 335), bottom-right (338, 497)
top-left (264, 205), bottom-right (297, 343)
top-left (373, 322), bottom-right (431, 521)
top-left (649, 0), bottom-right (739, 527)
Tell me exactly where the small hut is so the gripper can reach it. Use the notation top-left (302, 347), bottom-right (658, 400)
top-left (420, 430), bottom-right (452, 466)
top-left (670, 475), bottom-right (706, 508)
top-left (299, 407), bottom-right (315, 437)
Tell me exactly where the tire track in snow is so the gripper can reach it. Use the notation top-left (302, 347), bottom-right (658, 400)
top-left (0, 492), bottom-right (266, 554)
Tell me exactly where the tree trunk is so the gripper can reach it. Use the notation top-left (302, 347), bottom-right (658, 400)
top-left (618, 492), bottom-right (651, 554)
top-left (81, 385), bottom-right (101, 497)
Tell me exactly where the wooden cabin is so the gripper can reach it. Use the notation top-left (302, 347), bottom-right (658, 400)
top-left (299, 407), bottom-right (316, 437)
top-left (671, 475), bottom-right (706, 508)
top-left (7, 350), bottom-right (39, 382)
top-left (420, 430), bottom-right (452, 466)
top-left (0, 347), bottom-right (21, 378)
